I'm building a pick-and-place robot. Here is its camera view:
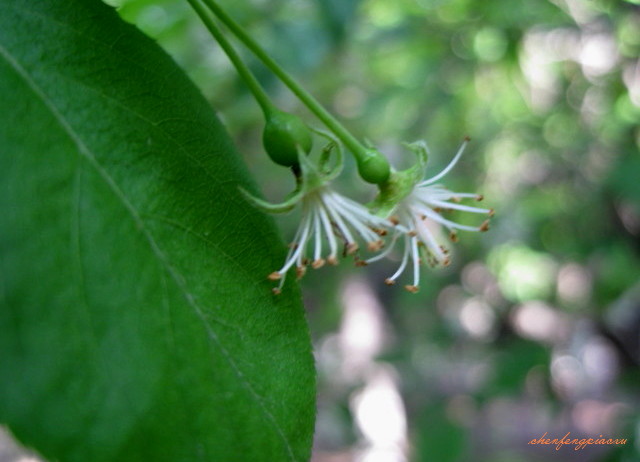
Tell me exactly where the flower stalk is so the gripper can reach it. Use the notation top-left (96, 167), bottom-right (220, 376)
top-left (186, 0), bottom-right (274, 115)
top-left (193, 0), bottom-right (391, 184)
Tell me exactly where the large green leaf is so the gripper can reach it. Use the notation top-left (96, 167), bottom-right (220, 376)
top-left (0, 1), bottom-right (315, 461)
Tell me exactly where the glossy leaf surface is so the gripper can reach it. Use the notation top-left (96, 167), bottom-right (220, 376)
top-left (0, 1), bottom-right (315, 461)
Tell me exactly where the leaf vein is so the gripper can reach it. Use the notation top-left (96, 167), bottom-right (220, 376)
top-left (0, 44), bottom-right (297, 461)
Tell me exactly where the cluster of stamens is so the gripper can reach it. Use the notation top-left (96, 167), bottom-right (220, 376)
top-left (365, 191), bottom-right (493, 293)
top-left (267, 139), bottom-right (493, 294)
top-left (269, 188), bottom-right (492, 294)
top-left (268, 186), bottom-right (397, 294)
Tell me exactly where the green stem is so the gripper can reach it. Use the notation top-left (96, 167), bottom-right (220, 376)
top-left (187, 0), bottom-right (275, 116)
top-left (198, 0), bottom-right (383, 168)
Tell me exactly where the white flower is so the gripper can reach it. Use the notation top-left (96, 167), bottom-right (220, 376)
top-left (268, 185), bottom-right (395, 294)
top-left (367, 138), bottom-right (493, 293)
top-left (242, 136), bottom-right (397, 294)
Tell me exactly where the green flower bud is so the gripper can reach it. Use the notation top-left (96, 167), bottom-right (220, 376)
top-left (356, 149), bottom-right (391, 184)
top-left (263, 110), bottom-right (313, 167)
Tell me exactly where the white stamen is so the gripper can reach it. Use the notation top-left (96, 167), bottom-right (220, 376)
top-left (322, 195), bottom-right (357, 247)
top-left (419, 139), bottom-right (469, 186)
top-left (329, 192), bottom-right (394, 229)
top-left (324, 194), bottom-right (380, 243)
top-left (425, 199), bottom-right (492, 214)
top-left (280, 215), bottom-right (307, 268)
top-left (412, 212), bottom-right (447, 262)
top-left (312, 208), bottom-right (323, 262)
top-left (365, 232), bottom-right (400, 263)
top-left (387, 235), bottom-right (412, 282)
top-left (316, 199), bottom-right (339, 260)
top-left (413, 204), bottom-right (485, 232)
top-left (430, 191), bottom-right (482, 201)
top-left (278, 212), bottom-right (312, 275)
top-left (410, 236), bottom-right (420, 287)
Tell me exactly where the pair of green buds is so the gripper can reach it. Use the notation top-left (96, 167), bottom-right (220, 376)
top-left (186, 0), bottom-right (392, 185)
top-left (263, 108), bottom-right (391, 185)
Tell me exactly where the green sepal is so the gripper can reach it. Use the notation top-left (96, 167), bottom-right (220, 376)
top-left (313, 129), bottom-right (344, 180)
top-left (240, 142), bottom-right (339, 214)
top-left (368, 169), bottom-right (411, 217)
top-left (403, 140), bottom-right (429, 172)
top-left (239, 186), bottom-right (305, 214)
top-left (297, 144), bottom-right (328, 190)
top-left (368, 140), bottom-right (429, 217)
top-left (242, 130), bottom-right (351, 215)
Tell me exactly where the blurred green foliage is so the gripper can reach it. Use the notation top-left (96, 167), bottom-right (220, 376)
top-left (110, 0), bottom-right (639, 460)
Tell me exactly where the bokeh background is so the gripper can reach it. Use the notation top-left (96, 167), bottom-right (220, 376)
top-left (5, 0), bottom-right (639, 461)
top-left (116, 0), bottom-right (640, 461)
